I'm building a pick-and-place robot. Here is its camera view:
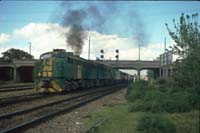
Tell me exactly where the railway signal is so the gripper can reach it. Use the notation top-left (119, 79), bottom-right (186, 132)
top-left (115, 49), bottom-right (119, 61)
top-left (100, 49), bottom-right (104, 60)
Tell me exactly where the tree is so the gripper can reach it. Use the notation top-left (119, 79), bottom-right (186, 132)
top-left (165, 13), bottom-right (200, 88)
top-left (147, 70), bottom-right (154, 79)
top-left (1, 48), bottom-right (34, 62)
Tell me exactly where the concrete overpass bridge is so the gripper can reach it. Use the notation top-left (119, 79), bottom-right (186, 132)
top-left (96, 60), bottom-right (161, 79)
top-left (0, 60), bottom-right (35, 82)
top-left (0, 59), bottom-right (169, 82)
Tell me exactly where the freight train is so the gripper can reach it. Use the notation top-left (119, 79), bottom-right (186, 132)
top-left (34, 49), bottom-right (133, 93)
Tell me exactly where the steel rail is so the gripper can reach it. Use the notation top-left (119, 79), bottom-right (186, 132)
top-left (0, 86), bottom-right (34, 92)
top-left (0, 93), bottom-right (38, 102)
top-left (0, 94), bottom-right (54, 107)
top-left (0, 83), bottom-right (34, 89)
top-left (0, 86), bottom-right (119, 120)
top-left (0, 86), bottom-right (124, 133)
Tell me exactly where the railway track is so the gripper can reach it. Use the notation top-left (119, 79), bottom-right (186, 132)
top-left (0, 93), bottom-right (56, 108)
top-left (0, 85), bottom-right (124, 133)
top-left (0, 85), bottom-right (34, 92)
top-left (0, 83), bottom-right (34, 88)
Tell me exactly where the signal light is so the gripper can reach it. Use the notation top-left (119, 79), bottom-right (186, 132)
top-left (115, 49), bottom-right (119, 61)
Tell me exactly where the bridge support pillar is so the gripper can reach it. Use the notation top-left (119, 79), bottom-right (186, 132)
top-left (154, 69), bottom-right (159, 79)
top-left (159, 68), bottom-right (162, 78)
top-left (13, 67), bottom-right (17, 82)
top-left (9, 68), bottom-right (13, 79)
top-left (13, 67), bottom-right (19, 82)
top-left (137, 69), bottom-right (140, 80)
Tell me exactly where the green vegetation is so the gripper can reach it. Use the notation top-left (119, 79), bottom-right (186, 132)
top-left (137, 113), bottom-right (176, 133)
top-left (84, 13), bottom-right (199, 133)
top-left (165, 13), bottom-right (200, 103)
top-left (0, 48), bottom-right (34, 63)
top-left (126, 80), bottom-right (198, 132)
top-left (84, 102), bottom-right (198, 133)
top-left (84, 104), bottom-right (142, 133)
top-left (127, 81), bottom-right (195, 113)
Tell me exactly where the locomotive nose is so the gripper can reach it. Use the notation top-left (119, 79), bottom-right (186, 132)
top-left (41, 79), bottom-right (51, 88)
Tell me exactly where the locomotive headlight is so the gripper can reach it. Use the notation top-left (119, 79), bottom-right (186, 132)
top-left (43, 72), bottom-right (47, 77)
top-left (38, 72), bottom-right (41, 77)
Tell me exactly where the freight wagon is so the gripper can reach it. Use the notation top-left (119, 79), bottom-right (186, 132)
top-left (34, 49), bottom-right (132, 93)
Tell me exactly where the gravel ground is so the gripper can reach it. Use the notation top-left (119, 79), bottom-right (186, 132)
top-left (0, 92), bottom-right (76, 114)
top-left (26, 87), bottom-right (127, 133)
top-left (0, 87), bottom-right (113, 114)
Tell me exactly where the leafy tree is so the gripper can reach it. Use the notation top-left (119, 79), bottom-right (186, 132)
top-left (165, 13), bottom-right (200, 59)
top-left (165, 13), bottom-right (200, 107)
top-left (165, 13), bottom-right (200, 88)
top-left (1, 48), bottom-right (34, 62)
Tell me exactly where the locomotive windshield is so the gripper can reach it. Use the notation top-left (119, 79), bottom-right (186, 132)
top-left (40, 52), bottom-right (52, 59)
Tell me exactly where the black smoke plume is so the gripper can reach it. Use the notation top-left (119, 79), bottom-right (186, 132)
top-left (60, 2), bottom-right (110, 55)
top-left (60, 2), bottom-right (149, 55)
top-left (61, 10), bottom-right (87, 55)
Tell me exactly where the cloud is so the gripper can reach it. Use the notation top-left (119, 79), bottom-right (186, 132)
top-left (82, 30), bottom-right (163, 61)
top-left (0, 22), bottom-right (167, 77)
top-left (1, 22), bottom-right (163, 61)
top-left (12, 23), bottom-right (69, 58)
top-left (0, 33), bottom-right (10, 44)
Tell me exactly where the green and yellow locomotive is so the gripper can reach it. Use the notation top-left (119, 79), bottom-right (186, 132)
top-left (34, 49), bottom-right (131, 93)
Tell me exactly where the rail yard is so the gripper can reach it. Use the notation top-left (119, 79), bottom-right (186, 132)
top-left (0, 83), bottom-right (127, 133)
top-left (0, 48), bottom-right (133, 132)
top-left (0, 1), bottom-right (199, 133)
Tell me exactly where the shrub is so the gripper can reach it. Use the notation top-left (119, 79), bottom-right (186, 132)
top-left (126, 87), bottom-right (144, 102)
top-left (156, 78), bottom-right (167, 85)
top-left (137, 113), bottom-right (176, 133)
top-left (143, 90), bottom-right (166, 113)
top-left (163, 91), bottom-right (193, 112)
top-left (143, 90), bottom-right (192, 113)
top-left (128, 99), bottom-right (144, 112)
top-left (127, 81), bottom-right (194, 113)
top-left (126, 81), bottom-right (151, 102)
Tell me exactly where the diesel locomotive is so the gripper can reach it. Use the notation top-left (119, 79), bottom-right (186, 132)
top-left (34, 49), bottom-right (132, 93)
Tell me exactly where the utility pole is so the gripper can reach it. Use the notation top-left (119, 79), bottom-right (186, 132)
top-left (88, 36), bottom-right (90, 60)
top-left (138, 43), bottom-right (141, 80)
top-left (29, 42), bottom-right (31, 55)
top-left (139, 43), bottom-right (141, 61)
top-left (164, 36), bottom-right (166, 53)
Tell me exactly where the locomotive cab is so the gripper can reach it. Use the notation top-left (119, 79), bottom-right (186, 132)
top-left (34, 49), bottom-right (66, 92)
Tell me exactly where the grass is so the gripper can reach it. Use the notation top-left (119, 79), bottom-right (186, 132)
top-left (83, 103), bottom-right (199, 133)
top-left (84, 81), bottom-right (199, 133)
top-left (167, 110), bottom-right (199, 133)
top-left (84, 103), bottom-right (142, 133)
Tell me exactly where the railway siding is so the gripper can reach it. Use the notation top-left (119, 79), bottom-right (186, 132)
top-left (0, 86), bottom-right (123, 132)
top-left (25, 87), bottom-right (127, 133)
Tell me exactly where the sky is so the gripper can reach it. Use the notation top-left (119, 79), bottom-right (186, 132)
top-left (0, 1), bottom-right (200, 76)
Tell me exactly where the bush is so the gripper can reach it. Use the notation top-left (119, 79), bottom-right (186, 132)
top-left (143, 90), bottom-right (193, 113)
top-left (126, 87), bottom-right (144, 102)
top-left (143, 90), bottom-right (166, 113)
top-left (126, 81), bottom-right (151, 102)
top-left (163, 91), bottom-right (193, 112)
top-left (127, 81), bottom-right (194, 113)
top-left (137, 113), bottom-right (176, 133)
top-left (185, 87), bottom-right (200, 108)
top-left (128, 99), bottom-right (144, 112)
top-left (156, 78), bottom-right (167, 85)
